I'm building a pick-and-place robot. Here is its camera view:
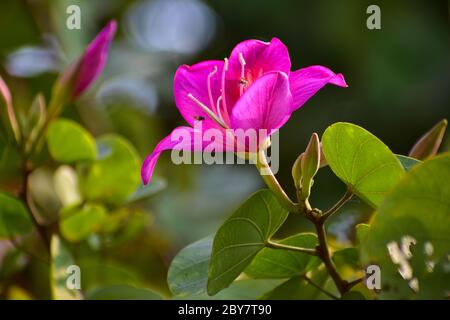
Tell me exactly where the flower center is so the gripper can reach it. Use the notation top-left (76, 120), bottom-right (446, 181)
top-left (238, 52), bottom-right (247, 96)
top-left (187, 53), bottom-right (248, 129)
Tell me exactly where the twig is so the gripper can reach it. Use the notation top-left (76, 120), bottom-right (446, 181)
top-left (320, 188), bottom-right (353, 221)
top-left (313, 220), bottom-right (348, 295)
top-left (302, 275), bottom-right (339, 300)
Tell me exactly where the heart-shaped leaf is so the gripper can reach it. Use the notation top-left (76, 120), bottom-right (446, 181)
top-left (322, 122), bottom-right (404, 207)
top-left (245, 233), bottom-right (320, 279)
top-left (207, 190), bottom-right (289, 295)
top-left (167, 235), bottom-right (213, 297)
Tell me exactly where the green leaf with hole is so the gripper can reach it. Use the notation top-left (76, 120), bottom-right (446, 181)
top-left (50, 235), bottom-right (82, 300)
top-left (361, 153), bottom-right (450, 299)
top-left (60, 203), bottom-right (107, 242)
top-left (78, 134), bottom-right (141, 205)
top-left (168, 235), bottom-right (213, 297)
top-left (207, 190), bottom-right (289, 295)
top-left (245, 233), bottom-right (320, 279)
top-left (0, 192), bottom-right (33, 238)
top-left (47, 119), bottom-right (97, 163)
top-left (322, 122), bottom-right (404, 207)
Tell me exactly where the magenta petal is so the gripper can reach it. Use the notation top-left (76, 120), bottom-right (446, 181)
top-left (289, 65), bottom-right (347, 111)
top-left (226, 38), bottom-right (291, 108)
top-left (174, 60), bottom-right (225, 128)
top-left (141, 126), bottom-right (233, 185)
top-left (230, 71), bottom-right (293, 134)
top-left (73, 20), bottom-right (117, 98)
top-left (142, 126), bottom-right (198, 185)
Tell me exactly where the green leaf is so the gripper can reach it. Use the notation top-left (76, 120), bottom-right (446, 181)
top-left (53, 165), bottom-right (82, 207)
top-left (355, 223), bottom-right (370, 246)
top-left (0, 192), bottom-right (33, 238)
top-left (261, 269), bottom-right (330, 300)
top-left (332, 247), bottom-right (360, 271)
top-left (60, 203), bottom-right (107, 242)
top-left (78, 134), bottom-right (141, 205)
top-left (125, 177), bottom-right (167, 204)
top-left (397, 155), bottom-right (421, 171)
top-left (86, 285), bottom-right (162, 300)
top-left (47, 119), bottom-right (97, 163)
top-left (50, 235), bottom-right (82, 300)
top-left (168, 235), bottom-right (213, 297)
top-left (207, 190), bottom-right (289, 295)
top-left (341, 291), bottom-right (366, 300)
top-left (182, 279), bottom-right (283, 300)
top-left (361, 153), bottom-right (450, 299)
top-left (322, 122), bottom-right (405, 207)
top-left (245, 233), bottom-right (320, 279)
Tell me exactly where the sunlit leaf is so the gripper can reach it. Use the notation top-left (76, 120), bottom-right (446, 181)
top-left (59, 203), bottom-right (107, 242)
top-left (355, 223), bottom-right (370, 246)
top-left (53, 165), bottom-right (82, 207)
top-left (207, 190), bottom-right (289, 295)
top-left (245, 233), bottom-right (320, 279)
top-left (50, 236), bottom-right (82, 300)
top-left (361, 153), bottom-right (450, 299)
top-left (0, 192), bottom-right (33, 238)
top-left (78, 134), bottom-right (141, 205)
top-left (322, 122), bottom-right (404, 207)
top-left (47, 119), bottom-right (97, 163)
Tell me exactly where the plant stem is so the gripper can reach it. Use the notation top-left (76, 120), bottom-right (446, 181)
top-left (256, 150), bottom-right (299, 213)
top-left (346, 277), bottom-right (363, 290)
top-left (267, 239), bottom-right (317, 256)
top-left (313, 220), bottom-right (348, 295)
top-left (320, 188), bottom-right (353, 222)
top-left (302, 275), bottom-right (339, 300)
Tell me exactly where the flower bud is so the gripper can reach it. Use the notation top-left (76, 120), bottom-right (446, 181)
top-left (300, 133), bottom-right (320, 200)
top-left (409, 119), bottom-right (447, 160)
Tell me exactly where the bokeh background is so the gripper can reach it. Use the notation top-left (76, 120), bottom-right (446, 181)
top-left (0, 0), bottom-right (449, 299)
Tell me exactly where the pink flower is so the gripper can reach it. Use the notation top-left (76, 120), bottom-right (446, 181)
top-left (61, 20), bottom-right (117, 99)
top-left (142, 38), bottom-right (347, 185)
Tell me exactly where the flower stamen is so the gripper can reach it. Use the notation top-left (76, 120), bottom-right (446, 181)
top-left (220, 58), bottom-right (230, 123)
top-left (238, 52), bottom-right (246, 96)
top-left (207, 65), bottom-right (218, 111)
top-left (188, 93), bottom-right (228, 129)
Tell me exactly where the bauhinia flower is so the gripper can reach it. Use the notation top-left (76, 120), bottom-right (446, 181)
top-left (142, 38), bottom-right (347, 185)
top-left (56, 20), bottom-right (117, 101)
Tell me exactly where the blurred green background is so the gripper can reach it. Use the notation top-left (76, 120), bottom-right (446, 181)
top-left (0, 0), bottom-right (448, 299)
